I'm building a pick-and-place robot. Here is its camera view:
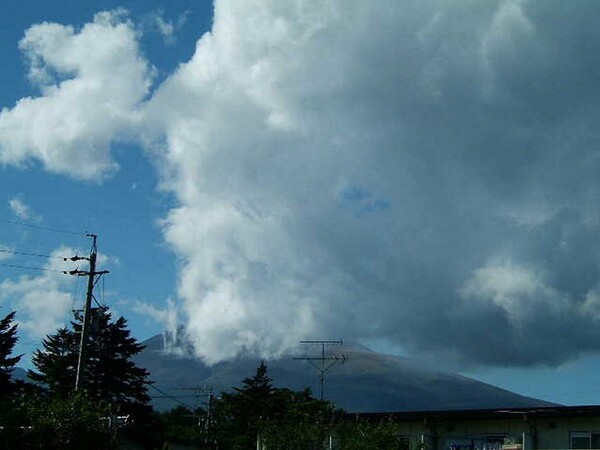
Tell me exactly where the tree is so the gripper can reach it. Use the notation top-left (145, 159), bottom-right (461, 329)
top-left (0, 311), bottom-right (22, 395)
top-left (29, 306), bottom-right (151, 410)
top-left (216, 361), bottom-right (275, 449)
top-left (28, 327), bottom-right (78, 398)
top-left (157, 405), bottom-right (205, 447)
top-left (24, 393), bottom-right (116, 450)
top-left (214, 362), bottom-right (338, 449)
top-left (230, 360), bottom-right (274, 416)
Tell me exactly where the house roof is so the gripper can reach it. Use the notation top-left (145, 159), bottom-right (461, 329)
top-left (346, 405), bottom-right (600, 422)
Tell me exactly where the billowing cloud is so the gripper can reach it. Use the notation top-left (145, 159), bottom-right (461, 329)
top-left (0, 10), bottom-right (153, 180)
top-left (8, 197), bottom-right (43, 222)
top-left (144, 0), bottom-right (600, 366)
top-left (5, 1), bottom-right (600, 368)
top-left (0, 247), bottom-right (80, 338)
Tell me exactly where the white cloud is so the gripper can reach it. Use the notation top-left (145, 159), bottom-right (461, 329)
top-left (0, 244), bottom-right (13, 261)
top-left (141, 0), bottom-right (600, 366)
top-left (7, 1), bottom-right (600, 367)
top-left (0, 246), bottom-right (117, 341)
top-left (143, 9), bottom-right (189, 45)
top-left (8, 197), bottom-right (42, 222)
top-left (0, 247), bottom-right (81, 338)
top-left (0, 10), bottom-right (153, 180)
top-left (133, 297), bottom-right (179, 333)
top-left (460, 261), bottom-right (569, 327)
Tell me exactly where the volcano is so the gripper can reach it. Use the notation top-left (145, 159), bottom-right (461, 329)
top-left (134, 334), bottom-right (555, 412)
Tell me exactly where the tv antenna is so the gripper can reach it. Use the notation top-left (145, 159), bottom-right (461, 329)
top-left (293, 340), bottom-right (346, 401)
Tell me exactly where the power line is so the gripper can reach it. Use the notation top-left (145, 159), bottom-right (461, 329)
top-left (0, 248), bottom-right (68, 260)
top-left (0, 262), bottom-right (67, 273)
top-left (148, 384), bottom-right (196, 410)
top-left (0, 218), bottom-right (84, 236)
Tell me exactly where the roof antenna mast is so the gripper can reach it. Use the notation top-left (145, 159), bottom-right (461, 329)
top-left (293, 339), bottom-right (346, 401)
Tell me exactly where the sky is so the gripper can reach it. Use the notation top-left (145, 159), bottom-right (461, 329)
top-left (2, 0), bottom-right (600, 406)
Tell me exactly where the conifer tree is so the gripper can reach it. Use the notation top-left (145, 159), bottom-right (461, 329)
top-left (29, 306), bottom-right (150, 408)
top-left (217, 361), bottom-right (275, 448)
top-left (214, 361), bottom-right (338, 449)
top-left (0, 311), bottom-right (21, 395)
top-left (28, 327), bottom-right (78, 397)
top-left (233, 361), bottom-right (274, 407)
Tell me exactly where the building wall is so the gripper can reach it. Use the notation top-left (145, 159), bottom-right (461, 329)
top-left (536, 416), bottom-right (600, 450)
top-left (388, 414), bottom-right (600, 450)
top-left (257, 411), bottom-right (600, 449)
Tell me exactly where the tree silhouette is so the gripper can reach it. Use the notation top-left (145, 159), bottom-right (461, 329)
top-left (0, 311), bottom-right (22, 395)
top-left (214, 361), bottom-right (337, 448)
top-left (28, 327), bottom-right (78, 397)
top-left (29, 306), bottom-right (150, 409)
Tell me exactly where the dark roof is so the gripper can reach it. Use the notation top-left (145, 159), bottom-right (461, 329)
top-left (346, 405), bottom-right (600, 422)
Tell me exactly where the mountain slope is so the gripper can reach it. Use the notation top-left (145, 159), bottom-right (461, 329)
top-left (134, 334), bottom-right (555, 412)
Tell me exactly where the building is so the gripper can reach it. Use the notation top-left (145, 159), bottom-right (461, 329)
top-left (350, 405), bottom-right (600, 450)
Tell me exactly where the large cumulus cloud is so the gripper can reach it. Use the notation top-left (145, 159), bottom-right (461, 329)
top-left (145, 0), bottom-right (600, 366)
top-left (5, 0), bottom-right (600, 367)
top-left (0, 10), bottom-right (153, 180)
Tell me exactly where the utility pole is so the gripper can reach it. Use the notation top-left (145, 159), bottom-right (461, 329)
top-left (293, 340), bottom-right (346, 401)
top-left (64, 234), bottom-right (109, 391)
top-left (173, 385), bottom-right (217, 448)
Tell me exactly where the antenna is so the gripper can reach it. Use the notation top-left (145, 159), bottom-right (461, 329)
top-left (293, 339), bottom-right (346, 401)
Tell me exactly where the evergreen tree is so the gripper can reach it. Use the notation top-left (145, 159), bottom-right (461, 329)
top-left (216, 361), bottom-right (275, 449)
top-left (28, 327), bottom-right (79, 397)
top-left (0, 311), bottom-right (22, 395)
top-left (231, 360), bottom-right (274, 414)
top-left (29, 306), bottom-right (150, 409)
top-left (214, 361), bottom-right (337, 449)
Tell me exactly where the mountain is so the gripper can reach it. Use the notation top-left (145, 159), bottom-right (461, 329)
top-left (134, 334), bottom-right (555, 413)
top-left (11, 366), bottom-right (27, 381)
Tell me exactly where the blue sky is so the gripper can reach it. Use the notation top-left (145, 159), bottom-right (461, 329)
top-left (0, 0), bottom-right (212, 342)
top-left (3, 0), bottom-right (600, 407)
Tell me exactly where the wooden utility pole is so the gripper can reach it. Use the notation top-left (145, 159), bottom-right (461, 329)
top-left (65, 234), bottom-right (109, 391)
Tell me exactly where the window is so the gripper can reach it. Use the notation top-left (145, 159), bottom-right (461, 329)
top-left (570, 432), bottom-right (600, 449)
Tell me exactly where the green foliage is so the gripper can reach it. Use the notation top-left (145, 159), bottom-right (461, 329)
top-left (0, 308), bottom-right (155, 449)
top-left (256, 387), bottom-right (340, 449)
top-left (157, 405), bottom-right (206, 446)
top-left (25, 393), bottom-right (116, 450)
top-left (29, 306), bottom-right (151, 410)
top-left (213, 361), bottom-right (338, 449)
top-left (152, 363), bottom-right (404, 450)
top-left (258, 421), bottom-right (332, 450)
top-left (260, 417), bottom-right (404, 450)
top-left (335, 417), bottom-right (404, 450)
top-left (0, 311), bottom-right (22, 395)
top-left (0, 391), bottom-right (29, 448)
top-left (28, 326), bottom-right (78, 397)
top-left (0, 392), bottom-right (116, 450)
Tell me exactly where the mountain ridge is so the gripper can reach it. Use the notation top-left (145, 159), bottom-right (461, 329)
top-left (134, 333), bottom-right (556, 412)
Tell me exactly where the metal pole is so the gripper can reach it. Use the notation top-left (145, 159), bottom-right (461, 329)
top-left (293, 340), bottom-right (346, 402)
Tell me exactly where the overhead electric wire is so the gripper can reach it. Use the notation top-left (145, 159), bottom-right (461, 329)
top-left (0, 262), bottom-right (68, 273)
top-left (0, 218), bottom-right (84, 236)
top-left (0, 248), bottom-right (68, 260)
top-left (148, 384), bottom-right (195, 410)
